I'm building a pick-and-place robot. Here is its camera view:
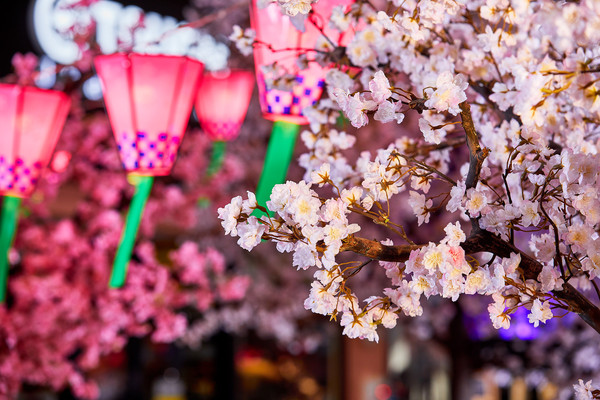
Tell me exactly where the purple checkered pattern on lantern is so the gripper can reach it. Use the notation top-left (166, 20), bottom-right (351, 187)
top-left (115, 131), bottom-right (181, 173)
top-left (202, 120), bottom-right (243, 141)
top-left (259, 72), bottom-right (325, 117)
top-left (0, 156), bottom-right (43, 197)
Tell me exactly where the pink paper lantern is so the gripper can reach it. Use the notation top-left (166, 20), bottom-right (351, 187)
top-left (0, 84), bottom-right (71, 198)
top-left (250, 0), bottom-right (355, 124)
top-left (94, 53), bottom-right (204, 176)
top-left (195, 69), bottom-right (254, 141)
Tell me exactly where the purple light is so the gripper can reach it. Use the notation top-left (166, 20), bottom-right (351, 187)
top-left (463, 298), bottom-right (578, 342)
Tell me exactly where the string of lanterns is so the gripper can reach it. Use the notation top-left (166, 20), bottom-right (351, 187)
top-left (0, 0), bottom-right (355, 296)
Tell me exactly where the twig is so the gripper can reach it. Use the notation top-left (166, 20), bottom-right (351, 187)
top-left (406, 136), bottom-right (466, 156)
top-left (180, 1), bottom-right (248, 30)
top-left (146, 1), bottom-right (248, 46)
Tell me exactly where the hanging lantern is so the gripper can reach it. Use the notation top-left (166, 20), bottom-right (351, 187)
top-left (195, 69), bottom-right (254, 177)
top-left (250, 0), bottom-right (355, 215)
top-left (196, 69), bottom-right (254, 142)
top-left (0, 84), bottom-right (71, 302)
top-left (95, 53), bottom-right (204, 288)
top-left (251, 0), bottom-right (353, 124)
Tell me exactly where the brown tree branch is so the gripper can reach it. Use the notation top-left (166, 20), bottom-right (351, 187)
top-left (340, 235), bottom-right (421, 262)
top-left (462, 229), bottom-right (600, 334)
top-left (459, 102), bottom-right (490, 191)
top-left (341, 230), bottom-right (600, 334)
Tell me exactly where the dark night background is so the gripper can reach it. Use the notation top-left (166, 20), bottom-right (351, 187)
top-left (0, 0), bottom-right (192, 77)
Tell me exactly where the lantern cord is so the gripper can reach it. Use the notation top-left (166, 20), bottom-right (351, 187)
top-left (206, 140), bottom-right (227, 177)
top-left (0, 196), bottom-right (21, 303)
top-left (253, 120), bottom-right (300, 218)
top-left (110, 175), bottom-right (154, 288)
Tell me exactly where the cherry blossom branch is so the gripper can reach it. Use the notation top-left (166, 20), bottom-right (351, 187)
top-left (340, 235), bottom-right (421, 261)
top-left (468, 80), bottom-right (521, 124)
top-left (341, 229), bottom-right (600, 334)
top-left (459, 102), bottom-right (490, 191)
top-left (467, 230), bottom-right (600, 334)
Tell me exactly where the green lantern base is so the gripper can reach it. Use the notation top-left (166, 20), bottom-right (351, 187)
top-left (109, 174), bottom-right (154, 288)
top-left (253, 120), bottom-right (300, 218)
top-left (206, 140), bottom-right (227, 177)
top-left (0, 195), bottom-right (21, 303)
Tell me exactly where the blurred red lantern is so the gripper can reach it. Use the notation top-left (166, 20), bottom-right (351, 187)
top-left (0, 84), bottom-right (70, 197)
top-left (94, 53), bottom-right (204, 176)
top-left (0, 84), bottom-right (70, 303)
top-left (195, 69), bottom-right (254, 142)
top-left (94, 53), bottom-right (204, 288)
top-left (250, 0), bottom-right (355, 125)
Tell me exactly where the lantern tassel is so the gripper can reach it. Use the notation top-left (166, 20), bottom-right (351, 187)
top-left (110, 175), bottom-right (154, 288)
top-left (0, 196), bottom-right (21, 303)
top-left (253, 120), bottom-right (300, 217)
top-left (206, 140), bottom-right (227, 177)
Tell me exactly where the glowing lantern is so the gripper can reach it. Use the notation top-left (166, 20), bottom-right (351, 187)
top-left (250, 0), bottom-right (355, 214)
top-left (195, 69), bottom-right (254, 142)
top-left (95, 53), bottom-right (204, 288)
top-left (195, 69), bottom-right (254, 176)
top-left (252, 1), bottom-right (354, 124)
top-left (0, 84), bottom-right (70, 302)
